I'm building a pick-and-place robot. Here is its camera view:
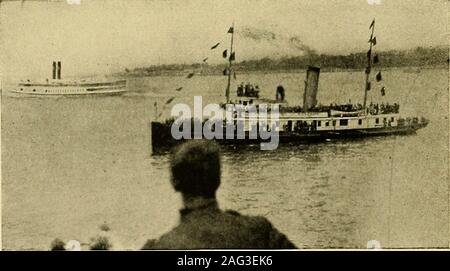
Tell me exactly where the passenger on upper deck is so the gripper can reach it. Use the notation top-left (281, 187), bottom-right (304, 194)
top-left (367, 102), bottom-right (400, 115)
top-left (276, 85), bottom-right (285, 101)
top-left (244, 82), bottom-right (251, 96)
top-left (237, 82), bottom-right (244, 96)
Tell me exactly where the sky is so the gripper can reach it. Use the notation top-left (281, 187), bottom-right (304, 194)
top-left (0, 0), bottom-right (447, 79)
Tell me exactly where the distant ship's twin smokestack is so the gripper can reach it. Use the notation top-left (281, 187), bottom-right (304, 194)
top-left (57, 61), bottom-right (61, 80)
top-left (52, 61), bottom-right (62, 80)
top-left (52, 61), bottom-right (56, 79)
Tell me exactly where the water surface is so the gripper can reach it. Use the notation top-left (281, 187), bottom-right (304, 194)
top-left (2, 68), bottom-right (448, 249)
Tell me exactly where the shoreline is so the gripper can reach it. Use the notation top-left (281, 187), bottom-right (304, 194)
top-left (118, 64), bottom-right (447, 78)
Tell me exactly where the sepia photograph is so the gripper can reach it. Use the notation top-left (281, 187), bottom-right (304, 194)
top-left (0, 0), bottom-right (448, 251)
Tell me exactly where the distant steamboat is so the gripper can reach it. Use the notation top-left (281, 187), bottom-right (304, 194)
top-left (10, 61), bottom-right (127, 96)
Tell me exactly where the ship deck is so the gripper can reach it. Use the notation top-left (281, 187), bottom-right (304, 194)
top-left (150, 117), bottom-right (428, 153)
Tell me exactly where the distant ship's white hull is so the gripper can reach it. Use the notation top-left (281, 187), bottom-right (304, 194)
top-left (11, 80), bottom-right (127, 96)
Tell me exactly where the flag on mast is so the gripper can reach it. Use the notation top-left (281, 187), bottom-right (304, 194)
top-left (376, 71), bottom-right (382, 81)
top-left (373, 54), bottom-right (379, 64)
top-left (369, 19), bottom-right (375, 29)
top-left (229, 52), bottom-right (235, 61)
top-left (165, 97), bottom-right (175, 104)
top-left (210, 42), bottom-right (220, 49)
top-left (227, 26), bottom-right (234, 34)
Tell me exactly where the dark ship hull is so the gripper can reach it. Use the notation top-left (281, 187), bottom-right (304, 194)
top-left (150, 21), bottom-right (430, 154)
top-left (150, 119), bottom-right (428, 154)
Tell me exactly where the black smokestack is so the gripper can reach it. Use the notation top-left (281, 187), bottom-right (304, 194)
top-left (57, 61), bottom-right (61, 80)
top-left (52, 61), bottom-right (56, 80)
top-left (303, 66), bottom-right (320, 112)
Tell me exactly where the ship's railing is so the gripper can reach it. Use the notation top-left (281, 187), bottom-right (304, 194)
top-left (236, 83), bottom-right (260, 98)
top-left (367, 103), bottom-right (400, 115)
top-left (18, 80), bottom-right (126, 88)
top-left (397, 117), bottom-right (425, 127)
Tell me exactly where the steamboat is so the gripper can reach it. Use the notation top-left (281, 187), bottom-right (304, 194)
top-left (151, 20), bottom-right (428, 153)
top-left (10, 61), bottom-right (127, 96)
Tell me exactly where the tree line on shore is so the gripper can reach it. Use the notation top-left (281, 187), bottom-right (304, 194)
top-left (121, 46), bottom-right (448, 77)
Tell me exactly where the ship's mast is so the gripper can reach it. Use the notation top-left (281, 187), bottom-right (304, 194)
top-left (364, 19), bottom-right (375, 113)
top-left (225, 22), bottom-right (235, 104)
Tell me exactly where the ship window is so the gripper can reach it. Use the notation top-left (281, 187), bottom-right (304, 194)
top-left (287, 120), bottom-right (292, 131)
top-left (33, 89), bottom-right (36, 92)
top-left (339, 119), bottom-right (348, 126)
top-left (383, 118), bottom-right (387, 122)
top-left (376, 118), bottom-right (379, 124)
top-left (325, 122), bottom-right (329, 127)
top-left (317, 121), bottom-right (321, 127)
top-left (332, 120), bottom-right (336, 126)
top-left (391, 117), bottom-right (394, 122)
top-left (358, 119), bottom-right (362, 125)
top-left (20, 88), bottom-right (23, 91)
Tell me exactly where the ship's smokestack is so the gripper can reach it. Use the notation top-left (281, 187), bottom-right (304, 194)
top-left (52, 61), bottom-right (57, 80)
top-left (303, 66), bottom-right (320, 112)
top-left (57, 61), bottom-right (61, 80)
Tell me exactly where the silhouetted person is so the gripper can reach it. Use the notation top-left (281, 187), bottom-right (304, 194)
top-left (142, 140), bottom-right (297, 249)
top-left (237, 83), bottom-right (244, 96)
top-left (276, 85), bottom-right (285, 101)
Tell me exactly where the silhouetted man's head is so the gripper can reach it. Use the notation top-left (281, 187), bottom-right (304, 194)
top-left (170, 140), bottom-right (221, 199)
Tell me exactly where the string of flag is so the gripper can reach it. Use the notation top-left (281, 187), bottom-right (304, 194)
top-left (173, 24), bottom-right (235, 94)
top-left (156, 25), bottom-right (236, 118)
top-left (368, 19), bottom-right (385, 97)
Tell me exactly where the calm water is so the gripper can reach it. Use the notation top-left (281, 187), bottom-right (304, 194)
top-left (2, 68), bottom-right (449, 250)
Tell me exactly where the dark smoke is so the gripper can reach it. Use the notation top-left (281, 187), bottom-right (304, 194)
top-left (238, 26), bottom-right (316, 56)
top-left (288, 36), bottom-right (317, 55)
top-left (239, 26), bottom-right (277, 41)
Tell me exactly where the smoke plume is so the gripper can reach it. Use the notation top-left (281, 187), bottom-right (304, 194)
top-left (237, 26), bottom-right (316, 56)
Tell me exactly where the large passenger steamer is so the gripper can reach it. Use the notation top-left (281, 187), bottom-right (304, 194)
top-left (151, 20), bottom-right (428, 152)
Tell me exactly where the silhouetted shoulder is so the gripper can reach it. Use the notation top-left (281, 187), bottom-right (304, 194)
top-left (222, 210), bottom-right (297, 249)
top-left (141, 228), bottom-right (194, 250)
top-left (224, 209), bottom-right (241, 216)
top-left (141, 239), bottom-right (158, 250)
top-left (142, 208), bottom-right (297, 249)
top-left (236, 213), bottom-right (297, 249)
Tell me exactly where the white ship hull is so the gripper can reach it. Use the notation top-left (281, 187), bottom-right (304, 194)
top-left (10, 80), bottom-right (127, 96)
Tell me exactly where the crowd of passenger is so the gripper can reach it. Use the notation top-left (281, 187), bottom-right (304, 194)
top-left (237, 82), bottom-right (260, 98)
top-left (233, 83), bottom-right (400, 116)
top-left (279, 102), bottom-right (399, 115)
top-left (367, 102), bottom-right (400, 115)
